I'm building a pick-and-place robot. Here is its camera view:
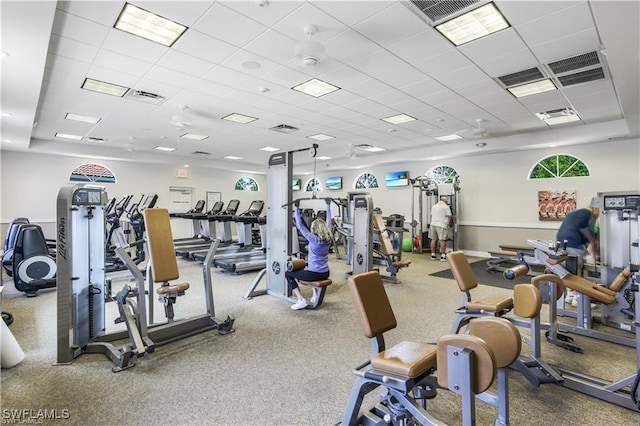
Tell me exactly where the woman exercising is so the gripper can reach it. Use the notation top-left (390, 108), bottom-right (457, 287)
top-left (286, 198), bottom-right (332, 310)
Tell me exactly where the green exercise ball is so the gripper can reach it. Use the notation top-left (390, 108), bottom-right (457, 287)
top-left (402, 237), bottom-right (413, 252)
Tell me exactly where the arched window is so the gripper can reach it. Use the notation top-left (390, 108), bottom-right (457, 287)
top-left (529, 154), bottom-right (590, 179)
top-left (234, 177), bottom-right (260, 191)
top-left (354, 172), bottom-right (379, 189)
top-left (305, 178), bottom-right (322, 192)
top-left (70, 163), bottom-right (116, 183)
top-left (425, 165), bottom-right (458, 184)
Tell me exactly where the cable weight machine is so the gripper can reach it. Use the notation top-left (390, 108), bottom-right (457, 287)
top-left (410, 175), bottom-right (461, 254)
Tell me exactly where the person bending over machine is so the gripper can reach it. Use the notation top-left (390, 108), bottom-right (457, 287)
top-left (286, 198), bottom-right (332, 310)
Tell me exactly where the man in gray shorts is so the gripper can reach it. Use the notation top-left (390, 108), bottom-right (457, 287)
top-left (430, 196), bottom-right (452, 261)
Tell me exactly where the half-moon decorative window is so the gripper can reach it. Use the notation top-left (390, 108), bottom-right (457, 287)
top-left (234, 177), bottom-right (260, 191)
top-left (426, 165), bottom-right (458, 184)
top-left (70, 163), bottom-right (116, 183)
top-left (529, 154), bottom-right (590, 179)
top-left (305, 178), bottom-right (322, 192)
top-left (354, 173), bottom-right (379, 189)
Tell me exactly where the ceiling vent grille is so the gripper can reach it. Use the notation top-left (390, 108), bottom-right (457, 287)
top-left (557, 67), bottom-right (605, 87)
top-left (269, 124), bottom-right (299, 133)
top-left (124, 89), bottom-right (166, 105)
top-left (192, 151), bottom-right (211, 156)
top-left (547, 51), bottom-right (599, 74)
top-left (497, 67), bottom-right (544, 87)
top-left (409, 0), bottom-right (479, 22)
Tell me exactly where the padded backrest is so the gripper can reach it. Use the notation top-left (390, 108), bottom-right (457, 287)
top-left (530, 274), bottom-right (565, 300)
top-left (4, 218), bottom-right (29, 251)
top-left (14, 224), bottom-right (49, 266)
top-left (513, 284), bottom-right (542, 318)
top-left (609, 265), bottom-right (631, 292)
top-left (447, 251), bottom-right (478, 291)
top-left (468, 317), bottom-right (521, 369)
top-left (436, 334), bottom-right (496, 394)
top-left (372, 214), bottom-right (395, 256)
top-left (347, 271), bottom-right (397, 338)
top-left (144, 208), bottom-right (179, 282)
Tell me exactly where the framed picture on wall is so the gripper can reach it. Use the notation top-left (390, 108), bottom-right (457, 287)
top-left (538, 190), bottom-right (576, 221)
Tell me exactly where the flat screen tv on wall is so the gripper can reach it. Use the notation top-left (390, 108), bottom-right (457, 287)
top-left (326, 176), bottom-right (343, 190)
top-left (292, 178), bottom-right (301, 191)
top-left (385, 171), bottom-right (409, 187)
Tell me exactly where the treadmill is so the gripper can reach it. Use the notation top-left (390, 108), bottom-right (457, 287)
top-left (174, 201), bottom-right (225, 257)
top-left (171, 200), bottom-right (210, 247)
top-left (212, 201), bottom-right (268, 273)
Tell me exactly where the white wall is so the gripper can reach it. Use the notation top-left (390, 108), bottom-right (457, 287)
top-left (0, 151), bottom-right (266, 239)
top-left (2, 138), bottom-right (638, 252)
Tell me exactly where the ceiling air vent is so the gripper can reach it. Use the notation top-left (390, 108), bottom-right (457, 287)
top-left (497, 67), bottom-right (544, 87)
top-left (269, 124), bottom-right (299, 134)
top-left (124, 89), bottom-right (166, 105)
top-left (192, 151), bottom-right (211, 156)
top-left (547, 51), bottom-right (599, 74)
top-left (409, 0), bottom-right (479, 22)
top-left (557, 67), bottom-right (605, 87)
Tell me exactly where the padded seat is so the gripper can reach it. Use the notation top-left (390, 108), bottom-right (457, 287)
top-left (157, 283), bottom-right (190, 295)
top-left (299, 279), bottom-right (332, 288)
top-left (448, 251), bottom-right (514, 314)
top-left (467, 296), bottom-right (513, 312)
top-left (561, 274), bottom-right (616, 305)
top-left (371, 341), bottom-right (437, 377)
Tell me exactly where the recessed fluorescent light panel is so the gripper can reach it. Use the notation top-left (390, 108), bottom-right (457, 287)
top-left (536, 108), bottom-right (581, 125)
top-left (259, 146), bottom-right (280, 152)
top-left (180, 133), bottom-right (209, 141)
top-left (222, 113), bottom-right (258, 124)
top-left (55, 132), bottom-right (83, 140)
top-left (224, 156), bottom-right (242, 160)
top-left (154, 146), bottom-right (176, 152)
top-left (316, 156), bottom-right (332, 160)
top-left (307, 133), bottom-right (335, 141)
top-left (381, 114), bottom-right (417, 124)
top-left (82, 78), bottom-right (129, 97)
top-left (114, 3), bottom-right (187, 47)
top-left (65, 113), bottom-right (101, 124)
top-left (508, 79), bottom-right (557, 98)
top-left (292, 78), bottom-right (341, 97)
top-left (435, 2), bottom-right (510, 46)
top-left (435, 134), bottom-right (463, 141)
top-left (361, 146), bottom-right (386, 152)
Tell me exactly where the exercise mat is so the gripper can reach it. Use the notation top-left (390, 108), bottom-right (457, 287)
top-left (429, 259), bottom-right (531, 290)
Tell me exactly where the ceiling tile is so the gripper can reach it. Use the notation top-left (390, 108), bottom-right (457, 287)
top-left (157, 50), bottom-right (215, 77)
top-left (515, 2), bottom-right (594, 47)
top-left (352, 1), bottom-right (428, 47)
top-left (497, 0), bottom-right (585, 26)
top-left (314, 1), bottom-right (395, 26)
top-left (413, 49), bottom-right (473, 77)
top-left (529, 28), bottom-right (600, 64)
top-left (222, 1), bottom-right (304, 27)
top-left (458, 28), bottom-right (528, 63)
top-left (101, 28), bottom-right (169, 64)
top-left (387, 28), bottom-right (453, 62)
top-left (193, 2), bottom-right (268, 47)
top-left (272, 2), bottom-right (347, 42)
top-left (52, 9), bottom-right (110, 47)
top-left (56, 1), bottom-right (123, 26)
top-left (172, 30), bottom-right (237, 64)
top-left (93, 49), bottom-right (154, 76)
top-left (323, 29), bottom-right (381, 63)
top-left (476, 49), bottom-right (539, 77)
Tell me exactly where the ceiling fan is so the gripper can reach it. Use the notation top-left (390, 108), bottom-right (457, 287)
top-left (457, 118), bottom-right (490, 140)
top-left (294, 24), bottom-right (327, 66)
top-left (171, 104), bottom-right (192, 129)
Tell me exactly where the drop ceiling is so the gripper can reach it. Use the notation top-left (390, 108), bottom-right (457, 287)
top-left (1, 0), bottom-right (638, 172)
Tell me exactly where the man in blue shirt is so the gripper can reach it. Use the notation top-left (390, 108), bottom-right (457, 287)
top-left (557, 197), bottom-right (599, 304)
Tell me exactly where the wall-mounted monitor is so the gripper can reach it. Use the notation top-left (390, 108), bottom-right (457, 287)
top-left (292, 178), bottom-right (301, 191)
top-left (326, 176), bottom-right (343, 190)
top-left (385, 171), bottom-right (409, 187)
